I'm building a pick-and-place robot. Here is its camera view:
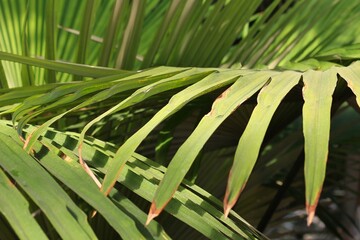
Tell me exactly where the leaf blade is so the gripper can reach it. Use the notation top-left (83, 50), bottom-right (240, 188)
top-left (100, 69), bottom-right (250, 197)
top-left (34, 139), bottom-right (153, 240)
top-left (0, 133), bottom-right (97, 239)
top-left (0, 168), bottom-right (47, 240)
top-left (0, 51), bottom-right (127, 78)
top-left (148, 71), bottom-right (276, 222)
top-left (302, 68), bottom-right (337, 225)
top-left (45, 0), bottom-right (57, 83)
top-left (337, 61), bottom-right (360, 106)
top-left (224, 71), bottom-right (301, 215)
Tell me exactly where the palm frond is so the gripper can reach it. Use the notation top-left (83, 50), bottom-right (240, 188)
top-left (1, 0), bottom-right (360, 239)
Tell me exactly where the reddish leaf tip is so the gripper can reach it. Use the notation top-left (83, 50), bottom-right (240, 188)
top-left (223, 190), bottom-right (235, 218)
top-left (223, 180), bottom-right (244, 219)
top-left (307, 210), bottom-right (315, 226)
top-left (224, 204), bottom-right (231, 218)
top-left (146, 202), bottom-right (159, 226)
top-left (145, 213), bottom-right (156, 226)
top-left (223, 169), bottom-right (248, 218)
top-left (306, 191), bottom-right (321, 226)
top-left (78, 150), bottom-right (102, 188)
top-left (306, 203), bottom-right (317, 226)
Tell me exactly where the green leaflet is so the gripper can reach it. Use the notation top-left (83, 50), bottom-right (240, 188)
top-left (77, 67), bottom-right (210, 151)
top-left (32, 139), bottom-right (154, 240)
top-left (302, 68), bottom-right (338, 225)
top-left (0, 132), bottom-right (97, 239)
top-left (315, 44), bottom-right (360, 61)
top-left (20, 67), bottom-right (185, 150)
top-left (224, 71), bottom-right (301, 215)
top-left (0, 83), bottom-right (61, 107)
top-left (98, 0), bottom-right (127, 67)
top-left (141, 0), bottom-right (183, 68)
top-left (1, 0), bottom-right (360, 237)
top-left (100, 69), bottom-right (252, 197)
top-left (148, 70), bottom-right (276, 221)
top-left (0, 121), bottom-right (170, 240)
top-left (75, 0), bottom-right (99, 81)
top-left (337, 61), bottom-right (360, 107)
top-left (0, 168), bottom-right (47, 240)
top-left (0, 51), bottom-right (127, 78)
top-left (45, 0), bottom-right (57, 83)
top-left (20, 1), bottom-right (34, 87)
top-left (0, 60), bottom-right (8, 88)
top-left (0, 120), bottom-right (265, 239)
top-left (116, 0), bottom-right (146, 69)
top-left (66, 130), bottom-right (264, 239)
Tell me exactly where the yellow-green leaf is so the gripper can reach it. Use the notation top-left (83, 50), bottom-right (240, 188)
top-left (302, 68), bottom-right (337, 225)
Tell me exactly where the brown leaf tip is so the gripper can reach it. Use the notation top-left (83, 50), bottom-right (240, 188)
top-left (223, 180), bottom-right (245, 219)
top-left (145, 202), bottom-right (160, 226)
top-left (306, 191), bottom-right (322, 226)
top-left (224, 205), bottom-right (231, 219)
top-left (223, 190), bottom-right (236, 219)
top-left (306, 204), bottom-right (317, 226)
top-left (307, 210), bottom-right (315, 226)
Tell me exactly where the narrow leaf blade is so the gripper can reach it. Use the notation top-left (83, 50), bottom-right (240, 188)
top-left (34, 139), bottom-right (153, 240)
top-left (0, 133), bottom-right (96, 239)
top-left (224, 71), bottom-right (301, 215)
top-left (148, 71), bottom-right (276, 222)
top-left (100, 69), bottom-right (250, 197)
top-left (0, 168), bottom-right (47, 240)
top-left (302, 68), bottom-right (337, 225)
top-left (45, 0), bottom-right (57, 83)
top-left (337, 61), bottom-right (360, 106)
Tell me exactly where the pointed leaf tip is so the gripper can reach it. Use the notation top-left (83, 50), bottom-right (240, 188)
top-left (223, 189), bottom-right (236, 219)
top-left (223, 191), bottom-right (230, 218)
top-left (307, 210), bottom-right (315, 226)
top-left (305, 190), bottom-right (321, 226)
top-left (223, 204), bottom-right (231, 219)
top-left (146, 202), bottom-right (160, 226)
top-left (145, 213), bottom-right (156, 226)
top-left (306, 204), bottom-right (317, 226)
top-left (78, 146), bottom-right (102, 188)
top-left (223, 180), bottom-right (245, 219)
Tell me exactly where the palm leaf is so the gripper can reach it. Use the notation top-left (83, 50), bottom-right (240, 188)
top-left (0, 132), bottom-right (97, 239)
top-left (1, 0), bottom-right (360, 238)
top-left (224, 71), bottom-right (301, 216)
top-left (0, 120), bottom-right (266, 239)
top-left (302, 69), bottom-right (338, 225)
top-left (0, 168), bottom-right (47, 239)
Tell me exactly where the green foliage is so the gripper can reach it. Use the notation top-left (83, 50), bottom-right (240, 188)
top-left (1, 0), bottom-right (360, 239)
